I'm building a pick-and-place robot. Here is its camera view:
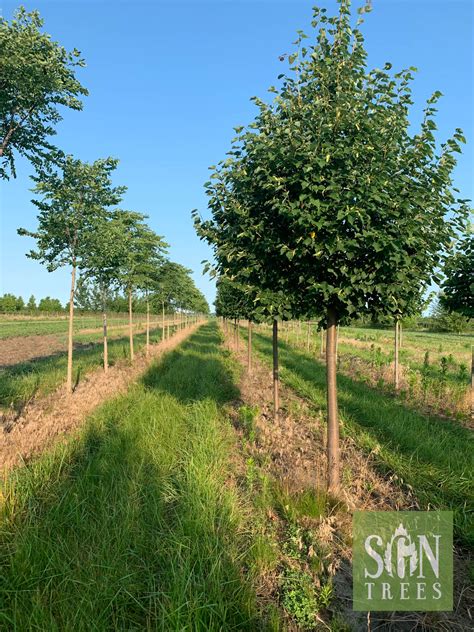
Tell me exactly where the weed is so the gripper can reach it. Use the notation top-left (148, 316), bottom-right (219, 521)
top-left (239, 404), bottom-right (259, 442)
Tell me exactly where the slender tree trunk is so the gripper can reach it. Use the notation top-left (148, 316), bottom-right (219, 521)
top-left (146, 296), bottom-right (150, 357)
top-left (128, 288), bottom-right (134, 362)
top-left (103, 309), bottom-right (108, 372)
top-left (273, 319), bottom-right (279, 420)
top-left (326, 308), bottom-right (340, 493)
top-left (66, 264), bottom-right (76, 394)
top-left (162, 301), bottom-right (165, 341)
top-left (394, 318), bottom-right (400, 391)
top-left (320, 328), bottom-right (325, 358)
top-left (335, 324), bottom-right (339, 365)
top-left (237, 319), bottom-right (240, 351)
top-left (306, 321), bottom-right (310, 352)
top-left (247, 320), bottom-right (252, 374)
top-left (285, 321), bottom-right (289, 343)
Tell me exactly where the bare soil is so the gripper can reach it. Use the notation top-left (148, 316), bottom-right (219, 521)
top-left (0, 334), bottom-right (68, 368)
top-left (0, 322), bottom-right (164, 368)
top-left (226, 331), bottom-right (473, 632)
top-left (0, 324), bottom-right (199, 472)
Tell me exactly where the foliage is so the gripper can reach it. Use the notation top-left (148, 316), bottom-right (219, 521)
top-left (0, 293), bottom-right (24, 312)
top-left (38, 296), bottom-right (63, 312)
top-left (18, 155), bottom-right (126, 273)
top-left (195, 0), bottom-right (469, 327)
top-left (0, 7), bottom-right (87, 179)
top-left (152, 261), bottom-right (210, 314)
top-left (441, 228), bottom-right (474, 318)
top-left (430, 300), bottom-right (470, 333)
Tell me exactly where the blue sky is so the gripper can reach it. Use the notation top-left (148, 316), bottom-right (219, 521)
top-left (1, 0), bottom-right (473, 309)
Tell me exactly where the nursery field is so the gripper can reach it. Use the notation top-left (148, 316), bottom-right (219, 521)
top-left (1, 322), bottom-right (472, 631)
top-left (278, 322), bottom-right (473, 421)
top-left (0, 315), bottom-right (183, 413)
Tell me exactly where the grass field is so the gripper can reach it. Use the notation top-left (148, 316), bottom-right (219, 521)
top-left (242, 326), bottom-right (474, 548)
top-left (279, 322), bottom-right (472, 420)
top-left (0, 314), bottom-right (177, 339)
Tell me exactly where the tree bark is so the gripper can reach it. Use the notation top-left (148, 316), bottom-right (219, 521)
top-left (247, 320), bottom-right (252, 374)
top-left (146, 296), bottom-right (150, 357)
top-left (66, 264), bottom-right (76, 394)
top-left (128, 288), bottom-right (134, 362)
top-left (326, 308), bottom-right (340, 493)
top-left (103, 309), bottom-right (108, 372)
top-left (394, 318), bottom-right (400, 391)
top-left (162, 302), bottom-right (165, 341)
top-left (273, 319), bottom-right (279, 420)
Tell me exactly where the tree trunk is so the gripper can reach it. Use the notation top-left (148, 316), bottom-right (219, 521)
top-left (128, 288), bottom-right (134, 362)
top-left (146, 296), bottom-right (150, 357)
top-left (306, 321), bottom-right (310, 352)
top-left (162, 301), bottom-right (165, 341)
top-left (237, 319), bottom-right (240, 351)
top-left (394, 318), bottom-right (400, 391)
top-left (320, 328), bottom-right (325, 358)
top-left (326, 308), bottom-right (340, 493)
top-left (66, 264), bottom-right (76, 394)
top-left (247, 320), bottom-right (252, 374)
top-left (273, 319), bottom-right (279, 420)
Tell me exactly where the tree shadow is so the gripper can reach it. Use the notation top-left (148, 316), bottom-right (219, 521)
top-left (142, 325), bottom-right (240, 404)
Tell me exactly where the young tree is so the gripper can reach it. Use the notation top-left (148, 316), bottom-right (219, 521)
top-left (195, 0), bottom-right (469, 492)
top-left (38, 296), bottom-right (63, 312)
top-left (114, 211), bottom-right (167, 361)
top-left (19, 156), bottom-right (125, 392)
top-left (26, 294), bottom-right (37, 311)
top-left (0, 8), bottom-right (87, 179)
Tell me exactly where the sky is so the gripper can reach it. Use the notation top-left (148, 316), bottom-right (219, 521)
top-left (1, 0), bottom-right (473, 310)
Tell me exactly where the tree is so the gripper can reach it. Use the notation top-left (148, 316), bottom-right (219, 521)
top-left (0, 293), bottom-right (22, 312)
top-left (19, 156), bottom-right (125, 392)
top-left (79, 214), bottom-right (134, 370)
top-left (0, 7), bottom-right (88, 179)
top-left (195, 0), bottom-right (469, 492)
top-left (114, 211), bottom-right (167, 361)
top-left (441, 229), bottom-right (473, 319)
top-left (27, 294), bottom-right (37, 311)
top-left (38, 296), bottom-right (63, 312)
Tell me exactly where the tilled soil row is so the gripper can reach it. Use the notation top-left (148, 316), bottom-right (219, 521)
top-left (0, 323), bottom-right (201, 472)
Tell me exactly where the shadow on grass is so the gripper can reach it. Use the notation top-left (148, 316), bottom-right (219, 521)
top-left (142, 325), bottom-right (239, 404)
top-left (0, 322), bottom-right (264, 631)
top-left (249, 330), bottom-right (474, 547)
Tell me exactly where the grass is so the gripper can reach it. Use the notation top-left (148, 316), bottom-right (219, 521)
top-left (0, 326), bottom-right (175, 411)
top-left (0, 323), bottom-right (274, 630)
top-left (0, 314), bottom-right (179, 339)
top-left (243, 327), bottom-right (474, 548)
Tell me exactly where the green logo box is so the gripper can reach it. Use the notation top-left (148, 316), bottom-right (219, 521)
top-left (353, 511), bottom-right (453, 611)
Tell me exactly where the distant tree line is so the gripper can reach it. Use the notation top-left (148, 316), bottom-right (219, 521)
top-left (0, 293), bottom-right (62, 313)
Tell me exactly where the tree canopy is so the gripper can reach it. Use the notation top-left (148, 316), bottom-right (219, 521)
top-left (441, 229), bottom-right (473, 319)
top-left (0, 7), bottom-right (88, 179)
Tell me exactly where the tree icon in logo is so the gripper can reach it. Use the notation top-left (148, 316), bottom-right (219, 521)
top-left (384, 523), bottom-right (418, 579)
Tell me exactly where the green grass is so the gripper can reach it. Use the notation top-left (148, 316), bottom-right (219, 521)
top-left (0, 315), bottom-right (132, 339)
top-left (0, 323), bottom-right (273, 631)
top-left (244, 327), bottom-right (474, 548)
top-left (0, 326), bottom-right (175, 411)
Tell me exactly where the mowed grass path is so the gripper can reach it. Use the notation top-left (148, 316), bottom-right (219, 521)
top-left (243, 328), bottom-right (474, 548)
top-left (0, 323), bottom-right (267, 630)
